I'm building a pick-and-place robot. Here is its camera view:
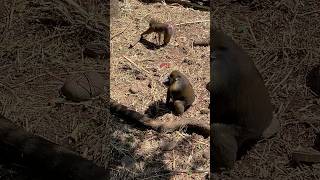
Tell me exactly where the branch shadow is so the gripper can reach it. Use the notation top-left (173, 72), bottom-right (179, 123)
top-left (144, 100), bottom-right (171, 119)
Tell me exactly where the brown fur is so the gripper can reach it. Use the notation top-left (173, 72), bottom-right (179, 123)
top-left (0, 115), bottom-right (108, 180)
top-left (163, 70), bottom-right (195, 115)
top-left (141, 19), bottom-right (175, 46)
top-left (209, 29), bottom-right (273, 171)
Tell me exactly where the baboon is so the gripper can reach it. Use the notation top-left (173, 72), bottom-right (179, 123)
top-left (0, 115), bottom-right (108, 180)
top-left (140, 19), bottom-right (175, 46)
top-left (58, 72), bottom-right (208, 137)
top-left (163, 70), bottom-right (195, 115)
top-left (209, 29), bottom-right (278, 171)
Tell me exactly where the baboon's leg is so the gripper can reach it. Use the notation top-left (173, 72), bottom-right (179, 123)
top-left (173, 100), bottom-right (185, 115)
top-left (212, 123), bottom-right (238, 172)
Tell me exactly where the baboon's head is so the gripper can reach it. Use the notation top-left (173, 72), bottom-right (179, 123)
top-left (163, 70), bottom-right (184, 87)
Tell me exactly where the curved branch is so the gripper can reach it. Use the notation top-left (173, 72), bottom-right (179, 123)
top-left (110, 99), bottom-right (210, 138)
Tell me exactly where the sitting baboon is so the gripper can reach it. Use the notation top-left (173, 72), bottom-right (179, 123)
top-left (209, 29), bottom-right (278, 172)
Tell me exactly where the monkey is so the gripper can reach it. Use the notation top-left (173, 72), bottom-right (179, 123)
top-left (140, 18), bottom-right (175, 46)
top-left (58, 72), bottom-right (208, 137)
top-left (163, 70), bottom-right (195, 116)
top-left (0, 115), bottom-right (108, 180)
top-left (209, 29), bottom-right (279, 171)
top-left (211, 123), bottom-right (239, 170)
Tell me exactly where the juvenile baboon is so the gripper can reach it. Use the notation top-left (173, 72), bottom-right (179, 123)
top-left (140, 19), bottom-right (175, 46)
top-left (163, 70), bottom-right (195, 116)
top-left (0, 115), bottom-right (108, 180)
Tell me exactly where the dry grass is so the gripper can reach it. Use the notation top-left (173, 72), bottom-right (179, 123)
top-left (212, 0), bottom-right (320, 179)
top-left (3, 0), bottom-right (318, 179)
top-left (110, 0), bottom-right (210, 179)
top-left (0, 0), bottom-right (110, 179)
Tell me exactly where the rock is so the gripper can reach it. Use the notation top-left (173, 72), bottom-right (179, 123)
top-left (200, 109), bottom-right (209, 114)
top-left (149, 67), bottom-right (157, 73)
top-left (60, 72), bottom-right (105, 102)
top-left (202, 149), bottom-right (210, 159)
top-left (119, 64), bottom-right (132, 71)
top-left (129, 86), bottom-right (140, 94)
top-left (135, 73), bottom-right (146, 80)
top-left (182, 58), bottom-right (194, 65)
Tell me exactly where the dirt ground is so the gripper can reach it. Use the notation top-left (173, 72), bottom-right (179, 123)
top-left (1, 0), bottom-right (319, 180)
top-left (212, 0), bottom-right (320, 179)
top-left (110, 0), bottom-right (210, 179)
top-left (0, 0), bottom-right (110, 179)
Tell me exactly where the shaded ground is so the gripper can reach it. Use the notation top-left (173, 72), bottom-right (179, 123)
top-left (212, 0), bottom-right (320, 179)
top-left (110, 0), bottom-right (210, 179)
top-left (0, 0), bottom-right (110, 179)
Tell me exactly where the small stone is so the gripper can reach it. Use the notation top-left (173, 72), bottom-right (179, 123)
top-left (182, 58), bottom-right (193, 65)
top-left (60, 72), bottom-right (105, 102)
top-left (203, 149), bottom-right (210, 159)
top-left (135, 73), bottom-right (146, 80)
top-left (200, 109), bottom-right (209, 114)
top-left (129, 86), bottom-right (140, 94)
top-left (149, 67), bottom-right (157, 72)
top-left (120, 64), bottom-right (131, 71)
